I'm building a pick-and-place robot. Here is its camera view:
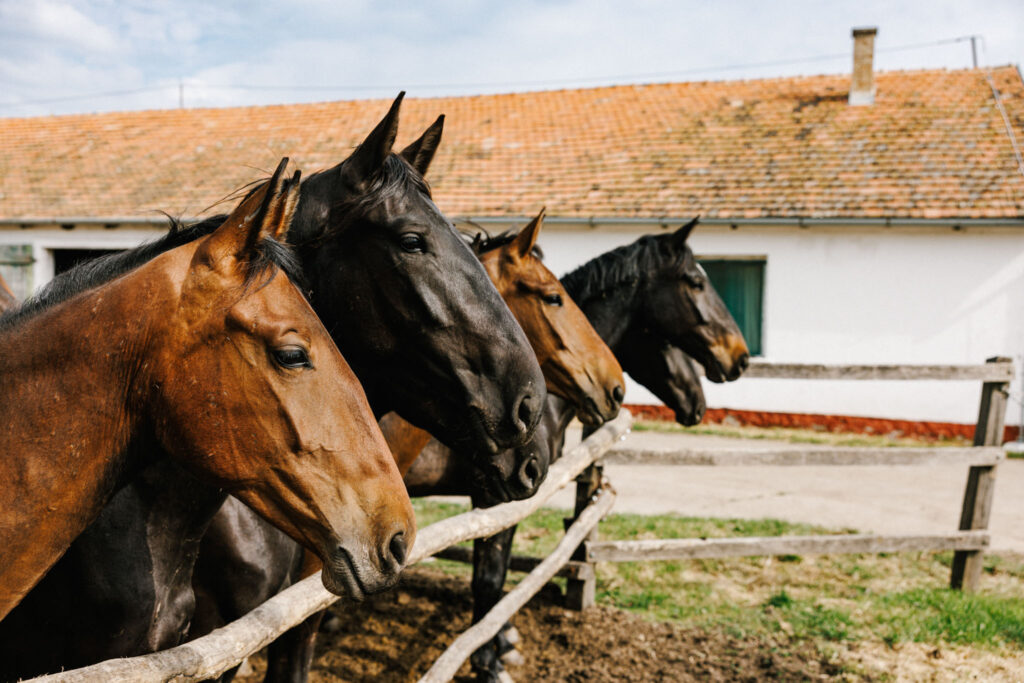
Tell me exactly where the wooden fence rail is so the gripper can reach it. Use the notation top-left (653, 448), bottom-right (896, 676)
top-left (743, 359), bottom-right (1014, 381)
top-left (419, 485), bottom-right (617, 683)
top-left (603, 446), bottom-right (1004, 467)
top-left (563, 357), bottom-right (1012, 602)
top-left (586, 530), bottom-right (990, 563)
top-left (27, 411), bottom-right (633, 683)
top-left (27, 358), bottom-right (1012, 682)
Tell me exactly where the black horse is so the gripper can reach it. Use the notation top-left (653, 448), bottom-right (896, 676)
top-left (253, 220), bottom-right (747, 682)
top-left (0, 95), bottom-right (546, 680)
top-left (407, 221), bottom-right (746, 682)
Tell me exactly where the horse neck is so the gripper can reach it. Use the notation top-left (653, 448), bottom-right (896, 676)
top-left (0, 266), bottom-right (170, 619)
top-left (561, 277), bottom-right (640, 353)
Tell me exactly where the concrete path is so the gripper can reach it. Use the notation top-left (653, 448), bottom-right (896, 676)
top-left (545, 428), bottom-right (1024, 554)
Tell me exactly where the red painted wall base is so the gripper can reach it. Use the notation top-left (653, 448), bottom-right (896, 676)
top-left (624, 404), bottom-right (1020, 444)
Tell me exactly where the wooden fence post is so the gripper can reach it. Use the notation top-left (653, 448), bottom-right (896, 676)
top-left (564, 454), bottom-right (602, 610)
top-left (950, 356), bottom-right (1009, 591)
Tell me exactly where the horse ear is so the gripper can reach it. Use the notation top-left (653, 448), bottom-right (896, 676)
top-left (400, 114), bottom-right (444, 176)
top-left (262, 169), bottom-right (302, 243)
top-left (199, 158), bottom-right (292, 269)
top-left (672, 216), bottom-right (700, 245)
top-left (515, 208), bottom-right (545, 259)
top-left (342, 92), bottom-right (404, 187)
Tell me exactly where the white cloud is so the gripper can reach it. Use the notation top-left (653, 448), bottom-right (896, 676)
top-left (1, 0), bottom-right (118, 54)
top-left (1, 0), bottom-right (1022, 116)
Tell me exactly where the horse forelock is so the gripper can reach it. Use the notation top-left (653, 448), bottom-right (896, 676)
top-left (462, 226), bottom-right (544, 260)
top-left (242, 236), bottom-right (307, 294)
top-left (331, 154), bottom-right (431, 217)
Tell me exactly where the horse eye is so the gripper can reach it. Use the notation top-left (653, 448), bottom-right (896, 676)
top-left (400, 233), bottom-right (426, 253)
top-left (692, 278), bottom-right (706, 291)
top-left (542, 292), bottom-right (563, 306)
top-left (272, 346), bottom-right (312, 369)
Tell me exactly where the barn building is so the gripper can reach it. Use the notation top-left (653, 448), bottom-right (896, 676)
top-left (3, 32), bottom-right (1024, 434)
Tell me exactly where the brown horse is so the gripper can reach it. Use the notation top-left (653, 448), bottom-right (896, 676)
top-left (0, 160), bottom-right (415, 620)
top-left (385, 208), bottom-right (625, 480)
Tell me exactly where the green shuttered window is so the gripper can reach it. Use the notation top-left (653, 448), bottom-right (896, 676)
top-left (698, 259), bottom-right (764, 356)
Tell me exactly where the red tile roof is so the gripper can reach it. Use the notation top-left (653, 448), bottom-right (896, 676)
top-left (2, 66), bottom-right (1023, 222)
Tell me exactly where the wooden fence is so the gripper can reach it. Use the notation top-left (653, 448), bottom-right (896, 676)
top-left (573, 356), bottom-right (1012, 604)
top-left (28, 411), bottom-right (633, 682)
top-left (25, 357), bottom-right (1013, 681)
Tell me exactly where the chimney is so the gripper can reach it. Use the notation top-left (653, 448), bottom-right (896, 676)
top-left (849, 27), bottom-right (877, 106)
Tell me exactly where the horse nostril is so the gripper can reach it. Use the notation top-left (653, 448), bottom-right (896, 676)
top-left (521, 457), bottom-right (541, 488)
top-left (515, 392), bottom-right (539, 435)
top-left (387, 531), bottom-right (407, 567)
top-left (611, 384), bottom-right (625, 404)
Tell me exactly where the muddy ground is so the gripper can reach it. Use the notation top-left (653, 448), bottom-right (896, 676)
top-left (239, 567), bottom-right (844, 682)
top-left (236, 566), bottom-right (1024, 682)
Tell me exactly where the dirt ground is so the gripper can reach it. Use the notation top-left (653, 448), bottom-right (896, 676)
top-left (237, 567), bottom-right (1024, 683)
top-left (239, 567), bottom-right (841, 682)
top-left (234, 427), bottom-right (1024, 682)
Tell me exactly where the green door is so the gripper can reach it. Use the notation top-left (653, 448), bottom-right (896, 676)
top-left (698, 259), bottom-right (764, 356)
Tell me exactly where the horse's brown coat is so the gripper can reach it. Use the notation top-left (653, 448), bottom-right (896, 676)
top-left (0, 161), bottom-right (414, 619)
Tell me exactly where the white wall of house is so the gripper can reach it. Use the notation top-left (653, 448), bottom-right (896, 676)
top-left (4, 221), bottom-right (1024, 425)
top-left (533, 221), bottom-right (1024, 425)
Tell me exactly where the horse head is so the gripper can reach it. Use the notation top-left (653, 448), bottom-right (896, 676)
top-left (148, 159), bottom-right (415, 599)
top-left (638, 219), bottom-right (750, 382)
top-left (472, 209), bottom-right (624, 426)
top-left (288, 94), bottom-right (546, 457)
top-left (618, 331), bottom-right (706, 426)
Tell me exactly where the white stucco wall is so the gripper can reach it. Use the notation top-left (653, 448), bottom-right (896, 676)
top-left (4, 221), bottom-right (1024, 425)
top-left (533, 222), bottom-right (1024, 425)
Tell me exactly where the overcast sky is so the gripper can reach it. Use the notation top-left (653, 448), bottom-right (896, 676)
top-left (1, 0), bottom-right (1022, 118)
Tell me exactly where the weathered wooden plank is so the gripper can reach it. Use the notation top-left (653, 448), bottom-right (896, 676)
top-left (29, 410), bottom-right (632, 683)
top-left (405, 409), bottom-right (630, 565)
top-left (564, 460), bottom-right (602, 610)
top-left (433, 547), bottom-right (594, 581)
top-left (603, 446), bottom-right (1004, 467)
top-left (952, 358), bottom-right (1008, 592)
top-left (742, 360), bottom-right (1014, 381)
top-left (419, 486), bottom-right (617, 683)
top-left (586, 531), bottom-right (990, 563)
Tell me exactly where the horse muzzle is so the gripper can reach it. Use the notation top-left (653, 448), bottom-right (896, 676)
top-left (320, 531), bottom-right (409, 600)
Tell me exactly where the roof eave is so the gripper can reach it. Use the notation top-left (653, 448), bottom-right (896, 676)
top-left (457, 215), bottom-right (1024, 229)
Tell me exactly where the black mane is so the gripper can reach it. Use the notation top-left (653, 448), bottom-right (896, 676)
top-left (561, 232), bottom-right (692, 303)
top-left (0, 212), bottom-right (304, 332)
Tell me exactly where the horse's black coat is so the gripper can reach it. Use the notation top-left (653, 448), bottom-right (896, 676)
top-left (460, 224), bottom-right (744, 682)
top-left (0, 97), bottom-right (545, 681)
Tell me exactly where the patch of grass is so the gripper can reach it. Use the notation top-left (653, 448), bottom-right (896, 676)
top-left (765, 589), bottom-right (793, 608)
top-left (411, 498), bottom-right (469, 527)
top-left (631, 418), bottom-right (970, 448)
top-left (410, 499), bottom-right (1024, 660)
top-left (875, 588), bottom-right (1024, 647)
